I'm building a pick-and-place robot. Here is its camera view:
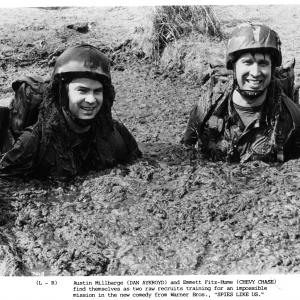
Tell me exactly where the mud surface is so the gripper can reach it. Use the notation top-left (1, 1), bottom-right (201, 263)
top-left (0, 6), bottom-right (300, 275)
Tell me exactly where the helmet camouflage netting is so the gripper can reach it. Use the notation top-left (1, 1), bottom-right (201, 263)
top-left (226, 23), bottom-right (282, 69)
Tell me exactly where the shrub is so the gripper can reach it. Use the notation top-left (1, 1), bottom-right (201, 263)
top-left (148, 6), bottom-right (223, 62)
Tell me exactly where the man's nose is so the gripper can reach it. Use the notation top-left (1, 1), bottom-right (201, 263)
top-left (85, 93), bottom-right (96, 104)
top-left (249, 63), bottom-right (261, 77)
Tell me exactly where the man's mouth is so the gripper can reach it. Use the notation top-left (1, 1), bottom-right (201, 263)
top-left (246, 79), bottom-right (263, 89)
top-left (80, 106), bottom-right (96, 111)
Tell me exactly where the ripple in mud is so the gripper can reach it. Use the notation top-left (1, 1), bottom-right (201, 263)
top-left (1, 155), bottom-right (300, 275)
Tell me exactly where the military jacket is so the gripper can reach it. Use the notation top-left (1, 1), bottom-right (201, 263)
top-left (182, 79), bottom-right (300, 163)
top-left (0, 117), bottom-right (141, 179)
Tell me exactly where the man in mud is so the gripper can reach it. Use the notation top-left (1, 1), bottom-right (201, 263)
top-left (182, 23), bottom-right (300, 163)
top-left (0, 44), bottom-right (141, 179)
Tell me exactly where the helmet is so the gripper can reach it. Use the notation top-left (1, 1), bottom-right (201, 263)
top-left (50, 44), bottom-right (115, 118)
top-left (226, 23), bottom-right (282, 70)
top-left (52, 44), bottom-right (111, 85)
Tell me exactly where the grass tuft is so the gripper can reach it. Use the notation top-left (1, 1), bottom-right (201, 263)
top-left (146, 6), bottom-right (223, 62)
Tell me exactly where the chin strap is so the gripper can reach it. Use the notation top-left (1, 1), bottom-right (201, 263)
top-left (235, 86), bottom-right (265, 99)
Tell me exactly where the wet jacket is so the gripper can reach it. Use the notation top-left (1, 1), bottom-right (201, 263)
top-left (0, 86), bottom-right (141, 179)
top-left (182, 78), bottom-right (300, 163)
top-left (0, 119), bottom-right (140, 179)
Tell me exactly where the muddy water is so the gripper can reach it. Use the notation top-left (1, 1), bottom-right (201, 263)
top-left (1, 153), bottom-right (300, 275)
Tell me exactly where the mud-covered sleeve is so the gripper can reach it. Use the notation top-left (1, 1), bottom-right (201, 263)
top-left (281, 95), bottom-right (300, 160)
top-left (114, 121), bottom-right (142, 161)
top-left (0, 127), bottom-right (39, 178)
top-left (293, 130), bottom-right (300, 157)
top-left (181, 79), bottom-right (214, 146)
top-left (285, 128), bottom-right (300, 160)
top-left (181, 104), bottom-right (203, 146)
top-left (181, 75), bottom-right (232, 147)
top-left (0, 106), bottom-right (10, 154)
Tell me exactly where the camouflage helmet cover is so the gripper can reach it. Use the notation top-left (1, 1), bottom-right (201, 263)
top-left (226, 23), bottom-right (282, 69)
top-left (52, 44), bottom-right (111, 85)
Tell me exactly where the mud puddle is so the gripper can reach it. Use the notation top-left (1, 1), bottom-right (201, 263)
top-left (1, 137), bottom-right (300, 275)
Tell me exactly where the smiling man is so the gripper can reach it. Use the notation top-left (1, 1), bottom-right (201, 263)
top-left (0, 44), bottom-right (141, 178)
top-left (182, 23), bottom-right (300, 163)
top-left (62, 78), bottom-right (104, 133)
top-left (68, 78), bottom-right (104, 120)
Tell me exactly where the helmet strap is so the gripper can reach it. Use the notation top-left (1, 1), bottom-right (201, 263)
top-left (57, 77), bottom-right (70, 109)
top-left (235, 85), bottom-right (265, 99)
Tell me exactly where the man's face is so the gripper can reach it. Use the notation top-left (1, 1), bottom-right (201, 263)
top-left (235, 52), bottom-right (272, 93)
top-left (68, 78), bottom-right (103, 120)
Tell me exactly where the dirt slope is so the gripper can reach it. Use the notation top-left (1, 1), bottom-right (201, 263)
top-left (0, 6), bottom-right (300, 275)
